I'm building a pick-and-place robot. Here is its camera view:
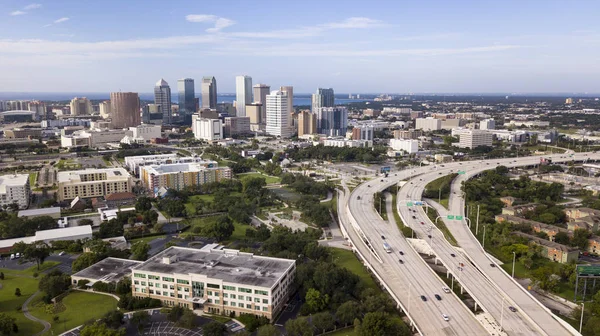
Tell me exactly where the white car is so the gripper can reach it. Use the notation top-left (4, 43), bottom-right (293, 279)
top-left (442, 314), bottom-right (449, 321)
top-left (442, 287), bottom-right (451, 293)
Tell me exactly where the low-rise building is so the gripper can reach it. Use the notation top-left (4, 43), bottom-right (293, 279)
top-left (124, 154), bottom-right (216, 176)
top-left (57, 168), bottom-right (132, 201)
top-left (129, 124), bottom-right (162, 142)
top-left (501, 203), bottom-right (538, 216)
top-left (71, 257), bottom-right (143, 286)
top-left (140, 162), bottom-right (232, 195)
top-left (0, 174), bottom-right (30, 209)
top-left (0, 225), bottom-right (93, 253)
top-left (389, 139), bottom-right (419, 154)
top-left (513, 232), bottom-right (578, 263)
top-left (565, 208), bottom-right (600, 221)
top-left (192, 115), bottom-right (223, 141)
top-left (393, 129), bottom-right (423, 139)
top-left (415, 118), bottom-right (441, 131)
top-left (322, 138), bottom-right (372, 148)
top-left (130, 246), bottom-right (295, 320)
top-left (434, 154), bottom-right (453, 163)
top-left (495, 214), bottom-right (568, 241)
top-left (4, 128), bottom-right (42, 139)
top-left (458, 129), bottom-right (493, 149)
top-left (18, 207), bottom-right (61, 219)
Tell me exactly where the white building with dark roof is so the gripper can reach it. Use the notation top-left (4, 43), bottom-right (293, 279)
top-left (0, 174), bottom-right (30, 209)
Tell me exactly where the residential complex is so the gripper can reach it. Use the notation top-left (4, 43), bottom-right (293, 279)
top-left (297, 111), bottom-right (316, 136)
top-left (130, 246), bottom-right (295, 321)
top-left (458, 129), bottom-right (494, 149)
top-left (140, 162), bottom-right (232, 193)
top-left (125, 154), bottom-right (217, 176)
top-left (0, 174), bottom-right (30, 209)
top-left (57, 168), bottom-right (132, 201)
top-left (70, 97), bottom-right (93, 115)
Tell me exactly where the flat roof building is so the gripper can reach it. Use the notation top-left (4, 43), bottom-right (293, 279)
top-left (125, 154), bottom-right (218, 176)
top-left (0, 174), bottom-right (30, 209)
top-left (458, 129), bottom-right (493, 149)
top-left (140, 162), bottom-right (231, 195)
top-left (72, 257), bottom-right (143, 286)
top-left (131, 246), bottom-right (295, 320)
top-left (57, 168), bottom-right (132, 201)
top-left (18, 207), bottom-right (61, 219)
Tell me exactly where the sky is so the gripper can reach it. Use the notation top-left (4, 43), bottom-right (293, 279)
top-left (1, 0), bottom-right (600, 94)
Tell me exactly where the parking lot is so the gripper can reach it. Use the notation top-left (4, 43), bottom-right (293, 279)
top-left (140, 321), bottom-right (203, 336)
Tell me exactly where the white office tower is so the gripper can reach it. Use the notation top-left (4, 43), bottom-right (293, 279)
top-left (266, 90), bottom-right (292, 138)
top-left (192, 114), bottom-right (223, 141)
top-left (280, 86), bottom-right (293, 127)
top-left (154, 79), bottom-right (172, 124)
top-left (480, 119), bottom-right (496, 130)
top-left (235, 75), bottom-right (253, 117)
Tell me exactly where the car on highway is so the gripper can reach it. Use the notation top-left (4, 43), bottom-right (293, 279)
top-left (412, 216), bottom-right (416, 219)
top-left (442, 314), bottom-right (449, 321)
top-left (427, 235), bottom-right (432, 238)
top-left (380, 179), bottom-right (383, 182)
top-left (367, 185), bottom-right (370, 187)
top-left (420, 295), bottom-right (427, 301)
top-left (381, 235), bottom-right (385, 239)
top-left (399, 251), bottom-right (404, 255)
top-left (450, 253), bottom-right (456, 257)
top-left (509, 306), bottom-right (517, 312)
top-left (398, 259), bottom-right (404, 264)
top-left (357, 196), bottom-right (361, 200)
top-left (490, 263), bottom-right (496, 267)
top-left (420, 221), bottom-right (424, 225)
top-left (442, 287), bottom-right (451, 293)
top-left (434, 294), bottom-right (442, 300)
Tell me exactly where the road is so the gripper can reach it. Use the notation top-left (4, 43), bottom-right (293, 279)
top-left (344, 181), bottom-right (489, 335)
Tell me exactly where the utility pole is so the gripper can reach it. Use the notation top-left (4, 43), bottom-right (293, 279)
top-left (438, 186), bottom-right (442, 204)
top-left (512, 252), bottom-right (516, 278)
top-left (476, 204), bottom-right (480, 235)
top-left (483, 225), bottom-right (487, 249)
top-left (580, 302), bottom-right (585, 333)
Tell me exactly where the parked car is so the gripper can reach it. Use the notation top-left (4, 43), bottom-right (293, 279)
top-left (420, 295), bottom-right (427, 302)
top-left (434, 294), bottom-right (442, 301)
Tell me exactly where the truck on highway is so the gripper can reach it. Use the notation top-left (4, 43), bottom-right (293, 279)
top-left (383, 242), bottom-right (392, 253)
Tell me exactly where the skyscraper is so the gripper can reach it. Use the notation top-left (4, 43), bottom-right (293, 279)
top-left (252, 84), bottom-right (270, 121)
top-left (154, 79), bottom-right (172, 124)
top-left (201, 76), bottom-right (217, 109)
top-left (298, 110), bottom-right (316, 136)
top-left (70, 97), bottom-right (92, 115)
top-left (266, 90), bottom-right (292, 138)
top-left (311, 88), bottom-right (335, 113)
top-left (316, 107), bottom-right (348, 137)
top-left (235, 75), bottom-right (253, 117)
top-left (280, 86), bottom-right (294, 127)
top-left (177, 78), bottom-right (195, 115)
top-left (110, 92), bottom-right (140, 129)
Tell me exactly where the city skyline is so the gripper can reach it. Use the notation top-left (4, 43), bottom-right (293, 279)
top-left (2, 0), bottom-right (600, 93)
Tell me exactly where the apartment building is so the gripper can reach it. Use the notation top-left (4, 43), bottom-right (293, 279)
top-left (0, 174), bottom-right (30, 209)
top-left (125, 154), bottom-right (218, 176)
top-left (140, 162), bottom-right (231, 194)
top-left (458, 129), bottom-right (493, 149)
top-left (415, 118), bottom-right (441, 131)
top-left (131, 246), bottom-right (295, 321)
top-left (513, 232), bottom-right (578, 264)
top-left (57, 168), bottom-right (132, 201)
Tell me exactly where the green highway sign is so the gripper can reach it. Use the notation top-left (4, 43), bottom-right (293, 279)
top-left (406, 202), bottom-right (413, 207)
top-left (456, 215), bottom-right (463, 220)
top-left (457, 171), bottom-right (466, 175)
top-left (447, 215), bottom-right (455, 220)
top-left (578, 265), bottom-right (600, 276)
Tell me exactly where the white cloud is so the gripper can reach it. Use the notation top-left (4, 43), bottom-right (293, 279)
top-left (54, 17), bottom-right (69, 24)
top-left (186, 14), bottom-right (235, 32)
top-left (318, 17), bottom-right (383, 29)
top-left (23, 4), bottom-right (42, 10)
top-left (10, 11), bottom-right (26, 16)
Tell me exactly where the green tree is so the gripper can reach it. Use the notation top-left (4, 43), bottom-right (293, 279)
top-left (358, 312), bottom-right (409, 336)
top-left (203, 321), bottom-right (226, 336)
top-left (312, 312), bottom-right (335, 334)
top-left (305, 288), bottom-right (329, 313)
top-left (135, 197), bottom-right (153, 212)
top-left (176, 310), bottom-right (197, 330)
top-left (167, 306), bottom-right (185, 322)
top-left (284, 317), bottom-right (313, 336)
top-left (102, 310), bottom-right (123, 329)
top-left (0, 313), bottom-right (16, 336)
top-left (256, 324), bottom-right (281, 336)
top-left (572, 228), bottom-right (591, 250)
top-left (72, 253), bottom-right (100, 272)
top-left (336, 300), bottom-right (362, 326)
top-left (554, 231), bottom-right (570, 245)
top-left (12, 241), bottom-right (51, 270)
top-left (531, 266), bottom-right (559, 291)
top-left (202, 215), bottom-right (235, 241)
top-left (14, 288), bottom-right (21, 297)
top-left (38, 270), bottom-right (70, 298)
top-left (80, 321), bottom-right (125, 336)
top-left (131, 241), bottom-right (150, 261)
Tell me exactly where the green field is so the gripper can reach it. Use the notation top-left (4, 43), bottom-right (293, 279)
top-left (29, 172), bottom-right (38, 187)
top-left (238, 172), bottom-right (281, 184)
top-left (0, 274), bottom-right (44, 336)
top-left (186, 215), bottom-right (255, 242)
top-left (29, 291), bottom-right (118, 335)
top-left (330, 248), bottom-right (379, 291)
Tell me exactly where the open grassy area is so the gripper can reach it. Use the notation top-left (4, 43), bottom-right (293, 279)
top-left (330, 248), bottom-right (379, 291)
top-left (28, 172), bottom-right (38, 187)
top-left (0, 261), bottom-right (60, 277)
top-left (129, 234), bottom-right (166, 245)
top-left (29, 291), bottom-right (118, 335)
top-left (185, 215), bottom-right (255, 242)
top-left (391, 193), bottom-right (415, 238)
top-left (55, 159), bottom-right (81, 170)
top-left (0, 274), bottom-right (44, 336)
top-left (425, 207), bottom-right (458, 246)
top-left (238, 172), bottom-right (281, 184)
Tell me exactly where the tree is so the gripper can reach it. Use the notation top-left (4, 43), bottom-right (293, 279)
top-left (135, 197), bottom-right (153, 212)
top-left (358, 312), bottom-right (409, 336)
top-left (80, 321), bottom-right (125, 336)
top-left (72, 253), bottom-right (100, 272)
top-left (38, 270), bottom-right (71, 298)
top-left (312, 312), bottom-right (335, 334)
top-left (305, 288), bottom-right (329, 313)
top-left (102, 310), bottom-right (124, 329)
top-left (0, 313), bottom-right (16, 336)
top-left (554, 231), bottom-right (570, 245)
top-left (203, 321), bottom-right (226, 336)
top-left (14, 288), bottom-right (20, 297)
top-left (12, 241), bottom-right (51, 270)
top-left (284, 317), bottom-right (313, 336)
top-left (131, 241), bottom-right (150, 261)
top-left (176, 310), bottom-right (197, 330)
top-left (167, 306), bottom-right (185, 322)
top-left (130, 311), bottom-right (150, 333)
top-left (572, 228), bottom-right (591, 250)
top-left (256, 324), bottom-right (281, 336)
top-left (531, 266), bottom-right (559, 291)
top-left (336, 301), bottom-right (362, 326)
top-left (202, 215), bottom-right (235, 241)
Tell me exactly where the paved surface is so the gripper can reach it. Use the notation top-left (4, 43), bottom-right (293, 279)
top-left (23, 291), bottom-right (51, 336)
top-left (345, 179), bottom-right (489, 336)
top-left (395, 153), bottom-right (597, 335)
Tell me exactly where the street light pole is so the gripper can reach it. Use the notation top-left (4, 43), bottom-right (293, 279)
top-left (476, 204), bottom-right (480, 235)
top-left (512, 252), bottom-right (516, 278)
top-left (438, 186), bottom-right (442, 204)
top-left (483, 225), bottom-right (487, 249)
top-left (580, 302), bottom-right (585, 333)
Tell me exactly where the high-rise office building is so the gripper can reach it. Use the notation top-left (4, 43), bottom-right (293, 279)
top-left (235, 75), bottom-right (253, 117)
top-left (154, 79), bottom-right (172, 124)
top-left (201, 76), bottom-right (217, 109)
top-left (110, 92), bottom-right (140, 129)
top-left (177, 78), bottom-right (196, 115)
top-left (70, 97), bottom-right (92, 115)
top-left (99, 101), bottom-right (111, 119)
top-left (297, 111), bottom-right (316, 136)
top-left (266, 90), bottom-right (292, 138)
top-left (311, 88), bottom-right (335, 113)
top-left (246, 103), bottom-right (262, 125)
top-left (280, 86), bottom-right (293, 127)
top-left (253, 84), bottom-right (270, 121)
top-left (316, 107), bottom-right (348, 137)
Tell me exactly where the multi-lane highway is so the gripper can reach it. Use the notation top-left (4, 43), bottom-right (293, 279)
top-left (344, 152), bottom-right (598, 335)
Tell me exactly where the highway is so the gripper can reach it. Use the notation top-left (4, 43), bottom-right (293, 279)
top-left (345, 152), bottom-right (597, 335)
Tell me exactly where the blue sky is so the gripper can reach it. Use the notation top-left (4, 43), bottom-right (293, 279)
top-left (1, 0), bottom-right (599, 93)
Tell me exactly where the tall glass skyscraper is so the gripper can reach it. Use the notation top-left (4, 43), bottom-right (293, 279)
top-left (201, 76), bottom-right (217, 109)
top-left (235, 75), bottom-right (253, 117)
top-left (177, 78), bottom-right (195, 115)
top-left (311, 88), bottom-right (335, 113)
top-left (316, 106), bottom-right (348, 137)
top-left (154, 79), bottom-right (172, 124)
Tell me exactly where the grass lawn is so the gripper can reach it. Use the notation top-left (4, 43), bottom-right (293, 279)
top-left (238, 172), bottom-right (281, 184)
top-left (29, 291), bottom-right (118, 335)
top-left (439, 198), bottom-right (449, 209)
top-left (425, 207), bottom-right (458, 246)
top-left (186, 215), bottom-right (255, 242)
top-left (0, 261), bottom-right (60, 277)
top-left (129, 234), bottom-right (166, 245)
top-left (0, 274), bottom-right (44, 336)
top-left (330, 248), bottom-right (379, 291)
top-left (29, 172), bottom-right (38, 187)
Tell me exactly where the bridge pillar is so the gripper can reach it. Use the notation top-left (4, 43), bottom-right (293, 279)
top-left (460, 285), bottom-right (464, 295)
top-left (446, 270), bottom-right (450, 278)
top-left (474, 301), bottom-right (478, 311)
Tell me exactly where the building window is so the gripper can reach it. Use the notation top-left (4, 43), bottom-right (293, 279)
top-left (255, 306), bottom-right (260, 311)
top-left (163, 284), bottom-right (168, 289)
top-left (134, 280), bottom-right (139, 285)
top-left (263, 299), bottom-right (268, 304)
top-left (178, 294), bottom-right (182, 299)
top-left (223, 285), bottom-right (236, 291)
top-left (162, 277), bottom-right (174, 282)
top-left (207, 291), bottom-right (212, 296)
top-left (148, 283), bottom-right (153, 287)
top-left (177, 279), bottom-right (190, 284)
top-left (238, 295), bottom-right (243, 300)
top-left (254, 290), bottom-right (268, 296)
top-left (207, 283), bottom-right (220, 289)
top-left (134, 273), bottom-right (146, 279)
top-left (254, 298), bottom-right (260, 303)
top-left (238, 287), bottom-right (252, 293)
top-left (163, 292), bottom-right (168, 296)
top-left (246, 304), bottom-right (251, 309)
top-left (247, 297), bottom-right (252, 302)
top-left (231, 294), bottom-right (236, 299)
top-left (223, 293), bottom-right (228, 298)
top-left (263, 307), bottom-right (268, 312)
top-left (149, 290), bottom-right (154, 294)
top-left (141, 282), bottom-right (146, 286)
top-left (238, 303), bottom-right (244, 307)
top-left (215, 300), bottom-right (220, 304)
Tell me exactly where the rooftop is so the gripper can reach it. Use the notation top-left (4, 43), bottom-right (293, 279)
top-left (35, 225), bottom-right (92, 241)
top-left (513, 232), bottom-right (578, 252)
top-left (72, 257), bottom-right (143, 284)
top-left (57, 168), bottom-right (130, 183)
top-left (0, 174), bottom-right (29, 194)
top-left (18, 207), bottom-right (61, 217)
top-left (133, 247), bottom-right (295, 289)
top-left (141, 162), bottom-right (220, 175)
